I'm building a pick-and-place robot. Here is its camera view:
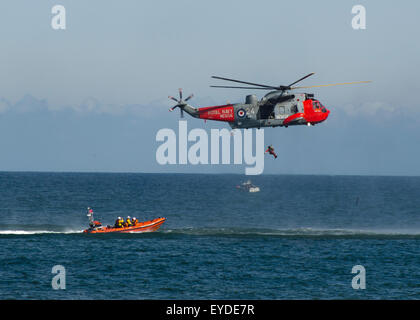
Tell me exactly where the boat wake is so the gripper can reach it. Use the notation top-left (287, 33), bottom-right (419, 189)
top-left (0, 224), bottom-right (83, 235)
top-left (0, 229), bottom-right (83, 235)
top-left (1, 224), bottom-right (419, 239)
top-left (161, 227), bottom-right (420, 239)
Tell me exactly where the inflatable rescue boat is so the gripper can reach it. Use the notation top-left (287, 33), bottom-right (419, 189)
top-left (83, 208), bottom-right (166, 234)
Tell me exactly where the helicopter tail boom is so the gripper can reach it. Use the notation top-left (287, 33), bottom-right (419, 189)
top-left (198, 104), bottom-right (235, 122)
top-left (169, 88), bottom-right (236, 121)
top-left (169, 88), bottom-right (199, 118)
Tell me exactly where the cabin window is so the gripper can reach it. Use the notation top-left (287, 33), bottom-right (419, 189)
top-left (278, 106), bottom-right (285, 114)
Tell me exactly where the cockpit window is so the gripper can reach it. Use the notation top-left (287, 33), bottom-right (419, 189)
top-left (313, 100), bottom-right (327, 112)
top-left (313, 101), bottom-right (321, 110)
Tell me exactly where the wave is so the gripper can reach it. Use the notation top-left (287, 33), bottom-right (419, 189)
top-left (1, 224), bottom-right (419, 239)
top-left (160, 227), bottom-right (420, 239)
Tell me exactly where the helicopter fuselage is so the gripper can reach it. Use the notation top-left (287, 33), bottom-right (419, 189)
top-left (170, 73), bottom-right (371, 129)
top-left (188, 92), bottom-right (330, 129)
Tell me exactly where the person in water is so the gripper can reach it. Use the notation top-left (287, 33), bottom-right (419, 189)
top-left (125, 216), bottom-right (133, 227)
top-left (265, 145), bottom-right (278, 159)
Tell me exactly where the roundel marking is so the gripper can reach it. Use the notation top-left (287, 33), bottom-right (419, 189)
top-left (237, 108), bottom-right (246, 118)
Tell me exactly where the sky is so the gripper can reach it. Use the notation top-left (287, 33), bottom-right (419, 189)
top-left (0, 0), bottom-right (419, 175)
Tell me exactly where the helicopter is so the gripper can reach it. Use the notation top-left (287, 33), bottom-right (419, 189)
top-left (169, 73), bottom-right (371, 129)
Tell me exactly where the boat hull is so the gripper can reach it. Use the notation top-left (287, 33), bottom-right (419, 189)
top-left (83, 217), bottom-right (166, 234)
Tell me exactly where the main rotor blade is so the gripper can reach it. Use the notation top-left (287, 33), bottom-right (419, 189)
top-left (210, 85), bottom-right (275, 90)
top-left (291, 80), bottom-right (372, 90)
top-left (178, 88), bottom-right (183, 100)
top-left (185, 94), bottom-right (194, 101)
top-left (287, 72), bottom-right (315, 87)
top-left (169, 96), bottom-right (179, 102)
top-left (211, 76), bottom-right (278, 89)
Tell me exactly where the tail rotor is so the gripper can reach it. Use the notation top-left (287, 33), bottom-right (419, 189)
top-left (169, 88), bottom-right (193, 118)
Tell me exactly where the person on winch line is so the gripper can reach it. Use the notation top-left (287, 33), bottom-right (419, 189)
top-left (265, 145), bottom-right (278, 159)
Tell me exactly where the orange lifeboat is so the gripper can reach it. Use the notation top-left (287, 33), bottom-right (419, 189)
top-left (83, 209), bottom-right (166, 234)
top-left (83, 217), bottom-right (166, 234)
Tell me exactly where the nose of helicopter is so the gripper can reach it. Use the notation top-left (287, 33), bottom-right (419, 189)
top-left (322, 108), bottom-right (330, 122)
top-left (315, 106), bottom-right (329, 124)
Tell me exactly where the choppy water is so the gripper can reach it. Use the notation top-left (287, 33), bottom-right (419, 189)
top-left (0, 172), bottom-right (419, 299)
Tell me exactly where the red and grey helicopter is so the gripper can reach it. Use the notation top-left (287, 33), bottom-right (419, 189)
top-left (169, 73), bottom-right (371, 129)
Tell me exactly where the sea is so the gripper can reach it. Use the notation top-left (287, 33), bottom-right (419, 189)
top-left (0, 172), bottom-right (419, 299)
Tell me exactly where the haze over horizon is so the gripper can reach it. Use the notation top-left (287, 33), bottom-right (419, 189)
top-left (1, 0), bottom-right (419, 176)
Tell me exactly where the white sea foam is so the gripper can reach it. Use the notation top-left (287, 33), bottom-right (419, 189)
top-left (161, 227), bottom-right (420, 238)
top-left (0, 229), bottom-right (83, 235)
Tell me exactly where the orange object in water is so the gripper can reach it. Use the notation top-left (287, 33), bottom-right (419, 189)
top-left (83, 217), bottom-right (166, 234)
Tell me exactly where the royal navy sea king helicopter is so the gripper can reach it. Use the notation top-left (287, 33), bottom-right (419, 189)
top-left (169, 73), bottom-right (371, 129)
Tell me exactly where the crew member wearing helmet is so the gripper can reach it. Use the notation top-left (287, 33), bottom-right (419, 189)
top-left (132, 217), bottom-right (138, 226)
top-left (115, 217), bottom-right (123, 228)
top-left (125, 216), bottom-right (133, 227)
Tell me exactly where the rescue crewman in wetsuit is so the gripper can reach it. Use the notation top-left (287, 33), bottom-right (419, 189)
top-left (125, 216), bottom-right (133, 227)
top-left (265, 145), bottom-right (278, 159)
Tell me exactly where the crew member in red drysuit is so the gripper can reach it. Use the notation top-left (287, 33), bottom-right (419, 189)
top-left (265, 145), bottom-right (278, 159)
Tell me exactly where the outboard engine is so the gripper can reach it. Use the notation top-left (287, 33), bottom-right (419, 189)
top-left (245, 94), bottom-right (258, 105)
